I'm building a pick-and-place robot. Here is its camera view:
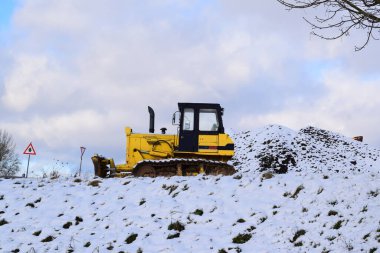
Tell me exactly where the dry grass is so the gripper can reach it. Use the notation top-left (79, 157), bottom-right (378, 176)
top-left (290, 229), bottom-right (306, 243)
top-left (168, 221), bottom-right (185, 232)
top-left (33, 230), bottom-right (42, 236)
top-left (88, 180), bottom-right (101, 187)
top-left (41, 235), bottom-right (55, 242)
top-left (167, 233), bottom-right (180, 239)
top-left (125, 233), bottom-right (138, 244)
top-left (0, 219), bottom-right (9, 226)
top-left (232, 233), bottom-right (252, 244)
top-left (290, 185), bottom-right (304, 199)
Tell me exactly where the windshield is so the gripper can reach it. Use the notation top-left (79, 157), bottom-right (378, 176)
top-left (199, 109), bottom-right (219, 131)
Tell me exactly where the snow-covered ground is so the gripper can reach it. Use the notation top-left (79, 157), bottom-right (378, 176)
top-left (1, 125), bottom-right (379, 253)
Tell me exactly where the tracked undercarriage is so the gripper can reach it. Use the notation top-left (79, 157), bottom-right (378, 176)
top-left (134, 158), bottom-right (235, 177)
top-left (92, 155), bottom-right (235, 178)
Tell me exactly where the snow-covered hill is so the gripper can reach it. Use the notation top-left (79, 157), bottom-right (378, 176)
top-left (232, 125), bottom-right (380, 175)
top-left (1, 125), bottom-right (379, 253)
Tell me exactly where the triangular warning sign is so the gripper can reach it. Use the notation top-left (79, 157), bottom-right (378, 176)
top-left (23, 142), bottom-right (36, 155)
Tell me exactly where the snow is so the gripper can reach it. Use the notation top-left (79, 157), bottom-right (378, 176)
top-left (1, 125), bottom-right (379, 253)
top-left (232, 125), bottom-right (380, 175)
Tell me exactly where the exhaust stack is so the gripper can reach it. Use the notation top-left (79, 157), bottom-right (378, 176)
top-left (148, 106), bottom-right (155, 133)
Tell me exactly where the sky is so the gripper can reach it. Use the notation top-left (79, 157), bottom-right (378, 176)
top-left (0, 0), bottom-right (379, 176)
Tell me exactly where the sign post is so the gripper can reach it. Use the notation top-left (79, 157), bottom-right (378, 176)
top-left (79, 146), bottom-right (86, 176)
top-left (23, 142), bottom-right (37, 178)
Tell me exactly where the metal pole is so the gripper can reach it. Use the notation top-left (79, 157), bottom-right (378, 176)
top-left (26, 154), bottom-right (30, 178)
top-left (79, 147), bottom-right (86, 177)
top-left (79, 157), bottom-right (83, 177)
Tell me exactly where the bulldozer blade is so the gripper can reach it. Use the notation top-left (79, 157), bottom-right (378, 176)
top-left (91, 155), bottom-right (110, 178)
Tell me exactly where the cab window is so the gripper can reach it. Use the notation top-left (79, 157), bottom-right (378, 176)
top-left (183, 108), bottom-right (194, 130)
top-left (199, 109), bottom-right (219, 131)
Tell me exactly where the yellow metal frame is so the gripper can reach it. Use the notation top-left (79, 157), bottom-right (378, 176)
top-left (115, 127), bottom-right (234, 173)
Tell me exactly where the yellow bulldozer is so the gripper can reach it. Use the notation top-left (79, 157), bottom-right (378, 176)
top-left (92, 103), bottom-right (236, 177)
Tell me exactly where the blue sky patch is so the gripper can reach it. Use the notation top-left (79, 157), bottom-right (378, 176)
top-left (0, 0), bottom-right (18, 45)
top-left (0, 0), bottom-right (17, 28)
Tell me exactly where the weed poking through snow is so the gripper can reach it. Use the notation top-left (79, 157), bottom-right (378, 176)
top-left (290, 229), bottom-right (306, 243)
top-left (125, 233), bottom-right (138, 244)
top-left (232, 233), bottom-right (252, 244)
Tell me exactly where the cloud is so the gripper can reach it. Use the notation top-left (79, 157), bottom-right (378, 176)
top-left (238, 68), bottom-right (380, 145)
top-left (2, 54), bottom-right (66, 111)
top-left (0, 0), bottom-right (379, 175)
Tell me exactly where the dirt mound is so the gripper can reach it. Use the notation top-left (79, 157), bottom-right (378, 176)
top-left (294, 126), bottom-right (380, 174)
top-left (232, 125), bottom-right (380, 175)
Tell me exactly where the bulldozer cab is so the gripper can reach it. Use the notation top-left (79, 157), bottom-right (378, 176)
top-left (176, 103), bottom-right (225, 152)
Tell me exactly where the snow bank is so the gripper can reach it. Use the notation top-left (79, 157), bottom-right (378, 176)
top-left (0, 125), bottom-right (379, 253)
top-left (232, 125), bottom-right (380, 175)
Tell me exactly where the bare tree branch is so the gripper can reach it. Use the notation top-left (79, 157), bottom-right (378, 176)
top-left (0, 130), bottom-right (20, 177)
top-left (277, 0), bottom-right (380, 50)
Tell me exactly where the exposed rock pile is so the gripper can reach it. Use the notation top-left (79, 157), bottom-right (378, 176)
top-left (232, 125), bottom-right (380, 175)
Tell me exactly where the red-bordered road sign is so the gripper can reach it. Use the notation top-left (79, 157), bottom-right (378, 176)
top-left (23, 142), bottom-right (36, 155)
top-left (80, 146), bottom-right (86, 157)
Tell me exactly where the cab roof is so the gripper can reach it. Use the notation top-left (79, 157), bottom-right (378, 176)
top-left (178, 103), bottom-right (222, 110)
